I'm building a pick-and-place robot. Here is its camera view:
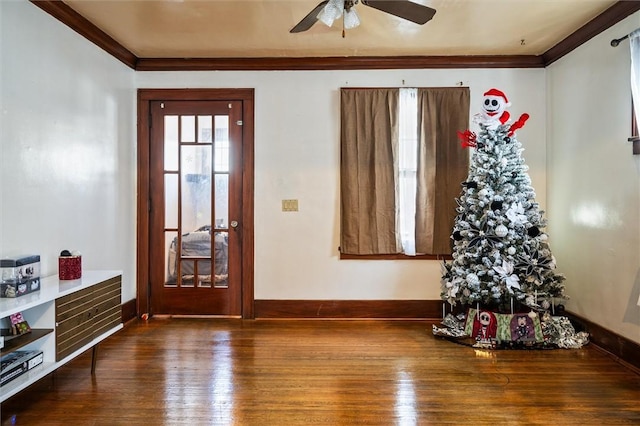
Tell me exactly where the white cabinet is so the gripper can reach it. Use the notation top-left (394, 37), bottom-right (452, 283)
top-left (0, 270), bottom-right (123, 402)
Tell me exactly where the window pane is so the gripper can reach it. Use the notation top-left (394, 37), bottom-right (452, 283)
top-left (165, 231), bottom-right (178, 286)
top-left (164, 174), bottom-right (178, 229)
top-left (198, 115), bottom-right (212, 143)
top-left (214, 231), bottom-right (229, 288)
top-left (399, 171), bottom-right (417, 255)
top-left (214, 174), bottom-right (229, 229)
top-left (181, 227), bottom-right (211, 288)
top-left (164, 116), bottom-right (179, 171)
top-left (180, 259), bottom-right (195, 287)
top-left (197, 259), bottom-right (212, 288)
top-left (181, 115), bottom-right (196, 143)
top-left (181, 145), bottom-right (212, 233)
top-left (214, 115), bottom-right (230, 172)
top-left (398, 88), bottom-right (418, 255)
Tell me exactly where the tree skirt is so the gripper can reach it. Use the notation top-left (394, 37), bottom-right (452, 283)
top-left (432, 310), bottom-right (589, 350)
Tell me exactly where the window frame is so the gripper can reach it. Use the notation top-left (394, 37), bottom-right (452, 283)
top-left (339, 252), bottom-right (451, 260)
top-left (339, 87), bottom-right (469, 260)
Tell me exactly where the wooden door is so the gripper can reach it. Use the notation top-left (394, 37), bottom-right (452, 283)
top-left (148, 100), bottom-right (243, 315)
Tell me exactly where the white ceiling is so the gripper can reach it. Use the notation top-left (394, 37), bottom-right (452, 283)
top-left (61, 0), bottom-right (618, 59)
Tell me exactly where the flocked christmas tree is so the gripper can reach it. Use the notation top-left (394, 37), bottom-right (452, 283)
top-left (441, 89), bottom-right (566, 312)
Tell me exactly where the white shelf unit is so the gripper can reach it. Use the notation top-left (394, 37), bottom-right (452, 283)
top-left (0, 270), bottom-right (123, 402)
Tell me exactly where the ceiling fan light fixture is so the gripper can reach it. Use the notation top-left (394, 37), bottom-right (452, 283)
top-left (343, 9), bottom-right (360, 29)
top-left (318, 0), bottom-right (344, 27)
top-left (292, 0), bottom-right (433, 34)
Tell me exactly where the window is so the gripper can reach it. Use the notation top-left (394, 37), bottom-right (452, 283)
top-left (398, 88), bottom-right (419, 255)
top-left (340, 87), bottom-right (470, 258)
top-left (630, 30), bottom-right (640, 154)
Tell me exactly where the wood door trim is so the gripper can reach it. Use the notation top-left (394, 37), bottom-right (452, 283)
top-left (137, 89), bottom-right (255, 319)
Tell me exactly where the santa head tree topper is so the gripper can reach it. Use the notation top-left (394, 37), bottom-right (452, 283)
top-left (458, 88), bottom-right (530, 147)
top-left (481, 88), bottom-right (511, 126)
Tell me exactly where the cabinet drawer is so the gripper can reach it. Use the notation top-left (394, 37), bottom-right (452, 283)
top-left (92, 277), bottom-right (121, 299)
top-left (56, 286), bottom-right (94, 360)
top-left (55, 276), bottom-right (122, 361)
top-left (92, 278), bottom-right (121, 338)
top-left (56, 287), bottom-right (94, 322)
top-left (56, 321), bottom-right (94, 360)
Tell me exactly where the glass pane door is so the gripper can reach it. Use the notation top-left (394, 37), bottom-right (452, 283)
top-left (164, 114), bottom-right (229, 289)
top-left (149, 99), bottom-right (242, 316)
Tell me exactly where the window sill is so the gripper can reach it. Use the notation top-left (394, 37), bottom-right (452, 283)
top-left (339, 253), bottom-right (452, 260)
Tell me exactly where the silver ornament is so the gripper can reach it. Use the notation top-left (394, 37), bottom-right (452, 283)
top-left (466, 273), bottom-right (480, 287)
top-left (495, 224), bottom-right (508, 237)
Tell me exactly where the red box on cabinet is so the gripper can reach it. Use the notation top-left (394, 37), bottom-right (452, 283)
top-left (58, 256), bottom-right (81, 280)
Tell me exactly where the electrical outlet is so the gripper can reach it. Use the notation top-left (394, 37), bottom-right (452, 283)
top-left (282, 199), bottom-right (298, 212)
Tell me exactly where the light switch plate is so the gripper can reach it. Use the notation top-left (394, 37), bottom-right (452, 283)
top-left (282, 199), bottom-right (298, 212)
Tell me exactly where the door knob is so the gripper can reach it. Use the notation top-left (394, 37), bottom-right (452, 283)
top-left (230, 220), bottom-right (239, 228)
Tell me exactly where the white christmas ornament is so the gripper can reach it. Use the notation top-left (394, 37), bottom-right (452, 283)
top-left (495, 224), bottom-right (508, 237)
top-left (466, 273), bottom-right (480, 287)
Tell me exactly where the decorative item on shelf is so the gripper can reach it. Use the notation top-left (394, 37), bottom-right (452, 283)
top-left (0, 255), bottom-right (41, 298)
top-left (59, 250), bottom-right (82, 280)
top-left (9, 312), bottom-right (31, 336)
top-left (0, 350), bottom-right (43, 386)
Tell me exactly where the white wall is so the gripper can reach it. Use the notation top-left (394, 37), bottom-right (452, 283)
top-left (547, 13), bottom-right (640, 343)
top-left (0, 1), bottom-right (137, 301)
top-left (137, 69), bottom-right (546, 300)
top-left (2, 0), bottom-right (550, 310)
top-left (3, 0), bottom-right (636, 349)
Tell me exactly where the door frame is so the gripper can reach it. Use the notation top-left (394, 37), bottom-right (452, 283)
top-left (137, 89), bottom-right (255, 319)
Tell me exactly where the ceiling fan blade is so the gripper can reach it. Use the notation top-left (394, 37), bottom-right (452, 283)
top-left (290, 1), bottom-right (330, 33)
top-left (361, 0), bottom-right (436, 25)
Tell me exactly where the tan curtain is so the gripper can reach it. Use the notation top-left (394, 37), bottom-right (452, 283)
top-left (340, 88), bottom-right (400, 255)
top-left (415, 88), bottom-right (470, 255)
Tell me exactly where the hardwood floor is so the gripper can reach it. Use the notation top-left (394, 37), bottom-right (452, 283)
top-left (2, 318), bottom-right (639, 425)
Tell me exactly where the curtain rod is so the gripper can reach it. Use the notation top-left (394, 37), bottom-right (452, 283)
top-left (611, 34), bottom-right (629, 47)
top-left (611, 27), bottom-right (640, 47)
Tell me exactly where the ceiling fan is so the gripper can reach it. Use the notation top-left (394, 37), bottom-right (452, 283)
top-left (290, 0), bottom-right (436, 35)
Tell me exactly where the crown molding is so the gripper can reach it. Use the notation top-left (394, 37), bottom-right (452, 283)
top-left (30, 0), bottom-right (137, 69)
top-left (135, 55), bottom-right (544, 71)
top-left (29, 1), bottom-right (640, 71)
top-left (542, 0), bottom-right (640, 66)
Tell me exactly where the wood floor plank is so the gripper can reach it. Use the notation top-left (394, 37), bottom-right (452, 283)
top-left (1, 318), bottom-right (639, 425)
